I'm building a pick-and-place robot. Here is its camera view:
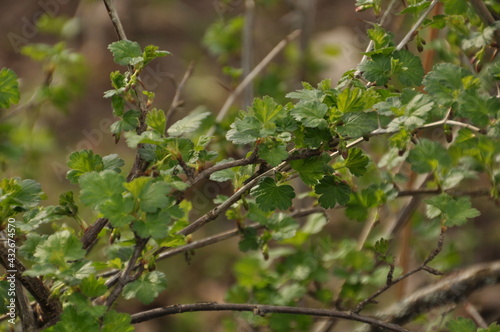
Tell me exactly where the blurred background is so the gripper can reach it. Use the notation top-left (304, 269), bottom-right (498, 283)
top-left (1, 1), bottom-right (500, 331)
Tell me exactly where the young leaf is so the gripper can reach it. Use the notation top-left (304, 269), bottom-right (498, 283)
top-left (33, 230), bottom-right (86, 266)
top-left (423, 63), bottom-right (475, 106)
top-left (290, 154), bottom-right (333, 185)
top-left (167, 111), bottom-right (210, 137)
top-left (239, 227), bottom-right (260, 252)
top-left (425, 194), bottom-right (480, 227)
top-left (79, 170), bottom-right (126, 209)
top-left (407, 139), bottom-right (451, 173)
top-left (0, 68), bottom-right (20, 109)
top-left (250, 177), bottom-right (295, 212)
top-left (122, 271), bottom-right (167, 304)
top-left (290, 100), bottom-right (329, 128)
top-left (108, 40), bottom-right (143, 66)
top-left (146, 108), bottom-right (167, 134)
top-left (80, 275), bottom-right (108, 298)
top-left (98, 194), bottom-right (135, 228)
top-left (314, 176), bottom-right (351, 209)
top-left (102, 154), bottom-right (125, 173)
top-left (393, 50), bottom-right (425, 86)
top-left (226, 116), bottom-right (261, 144)
top-left (67, 150), bottom-right (104, 184)
top-left (343, 148), bottom-right (370, 176)
top-left (48, 306), bottom-right (100, 332)
top-left (258, 140), bottom-right (288, 166)
top-left (358, 54), bottom-right (391, 85)
top-left (124, 178), bottom-right (170, 213)
top-left (336, 112), bottom-right (378, 137)
top-left (252, 96), bottom-right (284, 124)
top-left (102, 310), bottom-right (135, 332)
top-left (143, 45), bottom-right (170, 65)
top-left (133, 209), bottom-right (172, 239)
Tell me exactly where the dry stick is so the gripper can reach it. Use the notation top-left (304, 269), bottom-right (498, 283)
top-left (207, 29), bottom-right (301, 136)
top-left (165, 61), bottom-right (195, 126)
top-left (363, 260), bottom-right (500, 332)
top-left (102, 0), bottom-right (128, 40)
top-left (351, 227), bottom-right (446, 315)
top-left (129, 302), bottom-right (411, 332)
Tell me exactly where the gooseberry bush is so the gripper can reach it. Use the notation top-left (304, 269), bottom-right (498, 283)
top-left (1, 1), bottom-right (500, 331)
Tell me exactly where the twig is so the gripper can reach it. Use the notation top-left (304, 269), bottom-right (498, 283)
top-left (130, 302), bottom-right (411, 331)
top-left (104, 237), bottom-right (149, 307)
top-left (242, 0), bottom-right (255, 108)
top-left (207, 30), bottom-right (301, 136)
top-left (362, 260), bottom-right (500, 331)
top-left (464, 301), bottom-right (488, 328)
top-left (102, 0), bottom-right (128, 40)
top-left (165, 61), bottom-right (195, 126)
top-left (351, 227), bottom-right (446, 314)
top-left (395, 0), bottom-right (440, 51)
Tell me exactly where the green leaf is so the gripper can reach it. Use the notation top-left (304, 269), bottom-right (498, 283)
top-left (423, 63), bottom-right (476, 106)
top-left (343, 148), bottom-right (370, 176)
top-left (407, 139), bottom-right (451, 173)
top-left (143, 45), bottom-right (170, 65)
top-left (238, 227), bottom-right (260, 252)
top-left (108, 40), bottom-right (143, 66)
top-left (133, 209), bottom-right (172, 239)
top-left (80, 275), bottom-right (108, 298)
top-left (33, 230), bottom-right (85, 266)
top-left (66, 150), bottom-right (104, 184)
top-left (290, 153), bottom-right (333, 185)
top-left (393, 50), bottom-right (425, 86)
top-left (226, 116), bottom-right (261, 144)
top-left (102, 310), bottom-right (134, 332)
top-left (258, 140), bottom-right (288, 166)
top-left (98, 194), bottom-right (135, 228)
top-left (336, 88), bottom-right (366, 113)
top-left (252, 96), bottom-right (284, 124)
top-left (358, 54), bottom-right (391, 85)
top-left (79, 170), bottom-right (126, 209)
top-left (442, 0), bottom-right (468, 15)
top-left (315, 176), bottom-right (352, 209)
top-left (146, 108), bottom-right (167, 134)
top-left (0, 68), bottom-right (20, 109)
top-left (336, 112), bottom-right (378, 137)
top-left (479, 323), bottom-right (500, 332)
top-left (446, 317), bottom-right (477, 332)
top-left (49, 306), bottom-right (100, 332)
top-left (250, 177), bottom-right (295, 212)
top-left (122, 271), bottom-right (167, 304)
top-left (124, 178), bottom-right (170, 213)
top-left (425, 194), bottom-right (480, 227)
top-left (102, 154), bottom-right (125, 173)
top-left (167, 111), bottom-right (210, 137)
top-left (290, 100), bottom-right (329, 128)
top-left (302, 213), bottom-right (328, 234)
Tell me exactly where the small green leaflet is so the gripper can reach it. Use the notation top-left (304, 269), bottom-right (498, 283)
top-left (122, 271), bottom-right (167, 304)
top-left (290, 100), bottom-right (329, 128)
top-left (47, 306), bottom-right (100, 332)
top-left (343, 148), bottom-right (369, 176)
top-left (336, 112), bottom-right (378, 137)
top-left (290, 153), bottom-right (333, 185)
top-left (407, 138), bottom-right (451, 173)
top-left (124, 177), bottom-right (170, 213)
top-left (80, 274), bottom-right (108, 298)
top-left (238, 227), bottom-right (260, 252)
top-left (314, 176), bottom-right (351, 209)
top-left (67, 150), bottom-right (124, 184)
top-left (0, 68), bottom-right (20, 109)
top-left (167, 111), bottom-right (210, 137)
top-left (146, 108), bottom-right (167, 134)
top-left (336, 88), bottom-right (366, 113)
top-left (442, 0), bottom-right (468, 15)
top-left (79, 170), bottom-right (126, 209)
top-left (358, 54), bottom-right (391, 85)
top-left (250, 177), bottom-right (295, 212)
top-left (426, 194), bottom-right (480, 227)
top-left (423, 63), bottom-right (476, 106)
top-left (108, 40), bottom-right (143, 66)
top-left (142, 44), bottom-right (170, 65)
top-left (102, 310), bottom-right (135, 332)
top-left (479, 323), bottom-right (500, 332)
top-left (98, 194), bottom-right (135, 228)
top-left (252, 96), bottom-right (284, 124)
top-left (133, 209), bottom-right (172, 239)
top-left (392, 50), bottom-right (425, 86)
top-left (258, 140), bottom-right (288, 166)
top-left (226, 116), bottom-right (261, 144)
top-left (446, 317), bottom-right (477, 332)
top-left (33, 230), bottom-right (86, 266)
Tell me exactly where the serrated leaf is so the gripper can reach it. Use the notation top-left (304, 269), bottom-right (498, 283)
top-left (143, 45), bottom-right (170, 65)
top-left (337, 112), bottom-right (378, 137)
top-left (290, 154), bottom-right (333, 185)
top-left (314, 176), bottom-right (352, 209)
top-left (80, 275), bottom-right (108, 298)
top-left (252, 96), bottom-right (284, 124)
top-left (393, 50), bottom-right (425, 86)
top-left (124, 178), bottom-right (170, 213)
top-left (108, 40), bottom-right (143, 66)
top-left (49, 306), bottom-right (100, 332)
top-left (98, 194), bottom-right (135, 228)
top-left (226, 116), bottom-right (261, 144)
top-left (407, 139), bottom-right (451, 173)
top-left (146, 108), bottom-right (167, 134)
top-left (102, 154), bottom-right (125, 173)
top-left (167, 111), bottom-right (210, 137)
top-left (336, 88), bottom-right (366, 113)
top-left (102, 310), bottom-right (134, 332)
top-left (344, 148), bottom-right (370, 176)
top-left (258, 140), bottom-right (288, 166)
top-left (0, 68), bottom-right (20, 109)
top-left (423, 63), bottom-right (475, 106)
top-left (446, 317), bottom-right (477, 332)
top-left (479, 323), bottom-right (500, 332)
top-left (250, 177), bottom-right (295, 212)
top-left (358, 54), bottom-right (391, 85)
top-left (122, 271), bottom-right (167, 304)
top-left (290, 100), bottom-right (328, 128)
top-left (33, 230), bottom-right (85, 266)
top-left (66, 150), bottom-right (104, 184)
top-left (79, 170), bottom-right (126, 209)
top-left (239, 227), bottom-right (260, 252)
top-left (425, 194), bottom-right (480, 226)
top-left (133, 209), bottom-right (172, 239)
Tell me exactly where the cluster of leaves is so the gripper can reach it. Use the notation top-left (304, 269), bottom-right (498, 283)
top-left (1, 1), bottom-right (500, 331)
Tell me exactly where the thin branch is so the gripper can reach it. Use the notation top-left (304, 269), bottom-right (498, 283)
top-left (102, 0), bottom-right (128, 40)
top-left (165, 61), bottom-right (195, 126)
top-left (242, 0), bottom-right (255, 108)
top-left (351, 227), bottom-right (446, 314)
top-left (363, 260), bottom-right (500, 331)
top-left (397, 188), bottom-right (491, 197)
top-left (104, 237), bottom-right (149, 307)
top-left (130, 302), bottom-right (411, 332)
top-left (395, 0), bottom-right (440, 51)
top-left (207, 30), bottom-right (301, 136)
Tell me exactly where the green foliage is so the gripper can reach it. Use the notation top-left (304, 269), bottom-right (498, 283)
top-left (122, 271), bottom-right (167, 304)
top-left (250, 177), bottom-right (295, 211)
top-left (0, 68), bottom-right (20, 109)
